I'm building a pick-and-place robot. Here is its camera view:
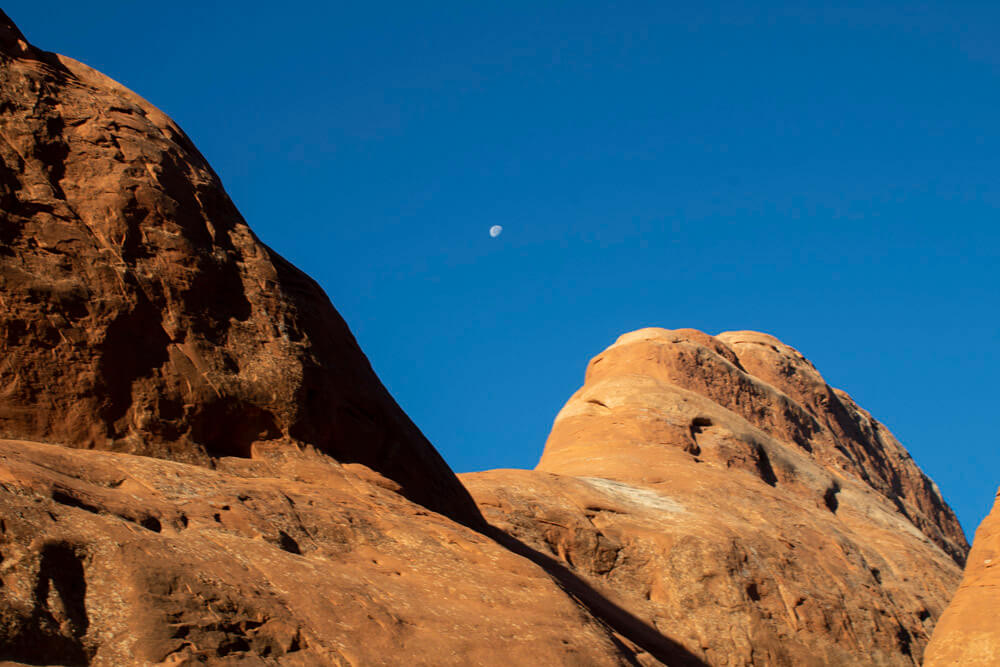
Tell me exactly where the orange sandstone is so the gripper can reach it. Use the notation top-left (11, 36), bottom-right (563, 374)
top-left (0, 10), bottom-right (972, 665)
top-left (925, 488), bottom-right (1000, 665)
top-left (463, 328), bottom-right (967, 665)
top-left (0, 12), bottom-right (638, 664)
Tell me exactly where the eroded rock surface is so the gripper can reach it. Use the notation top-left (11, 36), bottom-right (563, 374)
top-left (0, 439), bottom-right (635, 665)
top-left (463, 328), bottom-right (968, 665)
top-left (925, 488), bottom-right (1000, 665)
top-left (0, 12), bottom-right (645, 665)
top-left (0, 9), bottom-right (973, 667)
top-left (0, 9), bottom-right (476, 525)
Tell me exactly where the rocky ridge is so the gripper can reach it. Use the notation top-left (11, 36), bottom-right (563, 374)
top-left (463, 328), bottom-right (967, 665)
top-left (0, 11), bottom-right (645, 664)
top-left (0, 9), bottom-right (975, 666)
top-left (0, 9), bottom-right (475, 526)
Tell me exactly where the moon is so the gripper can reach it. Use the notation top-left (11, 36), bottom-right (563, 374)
top-left (489, 225), bottom-right (503, 238)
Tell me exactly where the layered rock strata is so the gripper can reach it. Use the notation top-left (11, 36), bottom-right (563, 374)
top-left (463, 328), bottom-right (968, 665)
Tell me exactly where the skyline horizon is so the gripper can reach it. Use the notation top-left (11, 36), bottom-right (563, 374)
top-left (3, 1), bottom-right (996, 539)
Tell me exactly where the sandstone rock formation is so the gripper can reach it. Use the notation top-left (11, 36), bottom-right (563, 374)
top-left (925, 488), bottom-right (1000, 665)
top-left (0, 438), bottom-right (644, 665)
top-left (0, 9), bottom-right (973, 666)
top-left (0, 9), bottom-right (475, 526)
top-left (463, 328), bottom-right (968, 665)
top-left (0, 11), bottom-right (648, 665)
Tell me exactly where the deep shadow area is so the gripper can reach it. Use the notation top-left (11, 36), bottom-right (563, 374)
top-left (485, 526), bottom-right (709, 666)
top-left (824, 482), bottom-right (841, 514)
top-left (755, 444), bottom-right (778, 487)
top-left (0, 542), bottom-right (90, 666)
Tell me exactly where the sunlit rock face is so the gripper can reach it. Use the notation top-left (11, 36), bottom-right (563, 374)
top-left (0, 12), bottom-right (643, 665)
top-left (925, 487), bottom-right (1000, 665)
top-left (0, 438), bottom-right (642, 665)
top-left (463, 328), bottom-right (968, 665)
top-left (0, 9), bottom-right (477, 526)
top-left (0, 8), bottom-right (974, 666)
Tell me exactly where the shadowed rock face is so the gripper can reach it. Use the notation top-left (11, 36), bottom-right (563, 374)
top-left (0, 10), bottom-right (478, 526)
top-left (925, 488), bottom-right (1000, 665)
top-left (463, 328), bottom-right (968, 665)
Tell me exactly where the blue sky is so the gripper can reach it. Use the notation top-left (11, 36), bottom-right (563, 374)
top-left (8, 2), bottom-right (997, 538)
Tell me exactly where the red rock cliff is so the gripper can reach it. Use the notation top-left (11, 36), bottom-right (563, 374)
top-left (0, 10), bottom-right (477, 526)
top-left (0, 12), bottom-right (654, 664)
top-left (0, 10), bottom-right (974, 665)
